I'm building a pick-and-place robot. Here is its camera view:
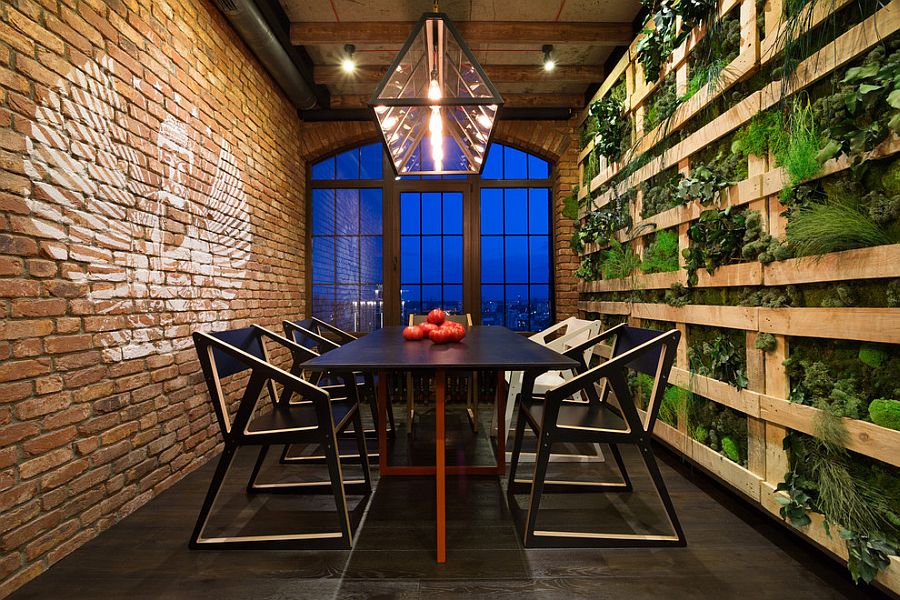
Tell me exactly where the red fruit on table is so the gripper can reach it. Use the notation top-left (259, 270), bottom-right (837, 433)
top-left (427, 308), bottom-right (446, 325)
top-left (446, 325), bottom-right (463, 343)
top-left (429, 326), bottom-right (450, 344)
top-left (402, 325), bottom-right (424, 341)
top-left (419, 322), bottom-right (439, 335)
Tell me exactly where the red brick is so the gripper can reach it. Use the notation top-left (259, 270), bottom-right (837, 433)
top-left (44, 334), bottom-right (92, 354)
top-left (0, 358), bottom-right (51, 383)
top-left (11, 299), bottom-right (67, 318)
top-left (0, 421), bottom-right (40, 446)
top-left (5, 319), bottom-right (53, 340)
top-left (15, 392), bottom-right (70, 420)
top-left (0, 380), bottom-right (33, 403)
top-left (19, 448), bottom-right (73, 480)
top-left (22, 426), bottom-right (77, 456)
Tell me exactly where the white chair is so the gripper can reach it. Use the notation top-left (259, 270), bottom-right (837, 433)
top-left (494, 317), bottom-right (607, 462)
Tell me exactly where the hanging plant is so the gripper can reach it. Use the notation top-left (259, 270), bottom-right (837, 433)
top-left (637, 0), bottom-right (718, 83)
top-left (588, 93), bottom-right (629, 163)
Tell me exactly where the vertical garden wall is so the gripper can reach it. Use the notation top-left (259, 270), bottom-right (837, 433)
top-left (573, 0), bottom-right (900, 590)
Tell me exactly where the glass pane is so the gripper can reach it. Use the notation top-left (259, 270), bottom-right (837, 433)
top-left (335, 237), bottom-right (359, 284)
top-left (505, 236), bottom-right (528, 283)
top-left (360, 143), bottom-right (382, 179)
top-left (528, 154), bottom-right (549, 179)
top-left (504, 147), bottom-right (527, 179)
top-left (480, 188), bottom-right (503, 234)
top-left (529, 285), bottom-right (551, 331)
top-left (401, 286), bottom-right (421, 325)
top-left (360, 189), bottom-right (382, 235)
top-left (443, 236), bottom-right (463, 283)
top-left (421, 193), bottom-right (442, 235)
top-left (359, 284), bottom-right (383, 331)
top-left (400, 193), bottom-right (420, 235)
top-left (311, 237), bottom-right (334, 284)
top-left (312, 285), bottom-right (334, 323)
top-left (481, 284), bottom-right (504, 326)
top-left (360, 236), bottom-right (383, 284)
top-left (312, 189), bottom-right (334, 235)
top-left (482, 143), bottom-right (502, 179)
top-left (334, 286), bottom-right (358, 331)
top-left (481, 236), bottom-right (503, 283)
top-left (335, 189), bottom-right (359, 235)
top-left (443, 285), bottom-right (463, 315)
top-left (421, 237), bottom-right (442, 283)
top-left (443, 192), bottom-right (463, 235)
top-left (400, 236), bottom-right (420, 284)
top-left (311, 158), bottom-right (334, 180)
top-left (528, 188), bottom-right (550, 234)
top-left (529, 236), bottom-right (550, 284)
top-left (336, 148), bottom-right (359, 180)
top-left (505, 284), bottom-right (529, 331)
top-left (421, 285), bottom-right (442, 313)
top-left (504, 189), bottom-right (527, 234)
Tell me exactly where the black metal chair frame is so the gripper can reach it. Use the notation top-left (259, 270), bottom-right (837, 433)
top-left (191, 327), bottom-right (371, 550)
top-left (507, 325), bottom-right (686, 548)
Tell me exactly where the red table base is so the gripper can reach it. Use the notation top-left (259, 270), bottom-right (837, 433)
top-left (376, 369), bottom-right (507, 563)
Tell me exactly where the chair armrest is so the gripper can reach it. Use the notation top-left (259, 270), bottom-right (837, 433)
top-left (548, 329), bottom-right (679, 404)
top-left (283, 321), bottom-right (342, 352)
top-left (310, 317), bottom-right (357, 343)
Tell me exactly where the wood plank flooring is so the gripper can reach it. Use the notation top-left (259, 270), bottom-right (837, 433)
top-left (7, 406), bottom-right (891, 599)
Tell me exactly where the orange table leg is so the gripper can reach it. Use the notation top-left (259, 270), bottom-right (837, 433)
top-left (377, 370), bottom-right (388, 473)
top-left (496, 370), bottom-right (506, 474)
top-left (435, 368), bottom-right (446, 563)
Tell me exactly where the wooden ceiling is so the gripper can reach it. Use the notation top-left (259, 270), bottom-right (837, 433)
top-left (277, 0), bottom-right (642, 112)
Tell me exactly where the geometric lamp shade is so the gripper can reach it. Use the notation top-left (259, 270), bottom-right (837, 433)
top-left (369, 11), bottom-right (503, 176)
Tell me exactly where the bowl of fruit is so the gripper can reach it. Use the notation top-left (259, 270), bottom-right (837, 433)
top-left (402, 309), bottom-right (466, 344)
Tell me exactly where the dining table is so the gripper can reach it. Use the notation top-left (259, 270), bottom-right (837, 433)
top-left (302, 325), bottom-right (579, 562)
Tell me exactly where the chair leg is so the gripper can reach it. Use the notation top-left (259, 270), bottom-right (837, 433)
top-left (522, 432), bottom-right (552, 547)
top-left (638, 441), bottom-right (686, 546)
top-left (246, 445), bottom-right (269, 493)
top-left (506, 407), bottom-right (528, 490)
top-left (406, 373), bottom-right (415, 435)
top-left (323, 430), bottom-right (354, 548)
top-left (352, 407), bottom-right (372, 494)
top-left (608, 443), bottom-right (633, 493)
top-left (190, 444), bottom-right (237, 548)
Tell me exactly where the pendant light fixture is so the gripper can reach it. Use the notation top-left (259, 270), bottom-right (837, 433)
top-left (369, 1), bottom-right (503, 176)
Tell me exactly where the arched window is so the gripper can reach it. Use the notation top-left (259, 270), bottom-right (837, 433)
top-left (309, 142), bottom-right (553, 333)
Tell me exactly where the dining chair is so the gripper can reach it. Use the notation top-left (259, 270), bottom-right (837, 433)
top-left (507, 325), bottom-right (685, 548)
top-left (191, 325), bottom-right (371, 549)
top-left (407, 313), bottom-right (477, 432)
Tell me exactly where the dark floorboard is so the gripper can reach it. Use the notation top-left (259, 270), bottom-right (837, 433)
top-left (7, 405), bottom-right (891, 599)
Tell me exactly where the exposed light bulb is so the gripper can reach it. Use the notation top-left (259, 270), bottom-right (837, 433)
top-left (542, 45), bottom-right (555, 72)
top-left (341, 44), bottom-right (356, 73)
top-left (428, 79), bottom-right (442, 100)
top-left (544, 59), bottom-right (556, 72)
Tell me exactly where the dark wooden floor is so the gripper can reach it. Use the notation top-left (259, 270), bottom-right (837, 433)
top-left (9, 405), bottom-right (890, 600)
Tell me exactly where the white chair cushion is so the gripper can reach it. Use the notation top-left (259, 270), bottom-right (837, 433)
top-left (533, 370), bottom-right (568, 393)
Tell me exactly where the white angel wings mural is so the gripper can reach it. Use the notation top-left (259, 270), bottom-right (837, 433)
top-left (23, 54), bottom-right (252, 358)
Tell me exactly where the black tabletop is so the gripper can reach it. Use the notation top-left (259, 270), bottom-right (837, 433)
top-left (303, 326), bottom-right (578, 371)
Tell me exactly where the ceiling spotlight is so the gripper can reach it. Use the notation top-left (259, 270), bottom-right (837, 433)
top-left (341, 44), bottom-right (356, 73)
top-left (542, 45), bottom-right (556, 72)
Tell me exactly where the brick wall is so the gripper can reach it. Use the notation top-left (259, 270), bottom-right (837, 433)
top-left (0, 0), bottom-right (305, 596)
top-left (298, 118), bottom-right (581, 319)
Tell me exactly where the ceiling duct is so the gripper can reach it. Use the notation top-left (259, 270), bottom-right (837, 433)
top-left (211, 0), bottom-right (320, 110)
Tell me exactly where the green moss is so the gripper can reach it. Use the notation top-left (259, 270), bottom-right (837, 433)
top-left (692, 426), bottom-right (709, 444)
top-left (641, 229), bottom-right (680, 274)
top-left (755, 333), bottom-right (777, 352)
top-left (859, 345), bottom-right (888, 368)
top-left (659, 385), bottom-right (691, 426)
top-left (721, 436), bottom-right (740, 462)
top-left (869, 399), bottom-right (900, 430)
top-left (732, 110), bottom-right (786, 159)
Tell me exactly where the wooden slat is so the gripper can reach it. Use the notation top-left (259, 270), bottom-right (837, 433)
top-left (317, 64), bottom-right (605, 85)
top-left (631, 303), bottom-right (759, 330)
top-left (577, 301), bottom-right (631, 315)
top-left (764, 244), bottom-right (900, 286)
top-left (758, 307), bottom-right (900, 344)
top-left (670, 367), bottom-right (761, 417)
top-left (291, 21), bottom-right (635, 46)
top-left (759, 395), bottom-right (900, 468)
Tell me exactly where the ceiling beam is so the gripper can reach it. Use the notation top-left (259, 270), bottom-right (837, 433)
top-left (290, 21), bottom-right (634, 46)
top-left (317, 64), bottom-right (603, 85)
top-left (330, 93), bottom-right (585, 109)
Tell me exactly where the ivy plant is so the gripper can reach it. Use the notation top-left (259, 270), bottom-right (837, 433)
top-left (775, 471), bottom-right (815, 528)
top-left (688, 332), bottom-right (749, 389)
top-left (682, 206), bottom-right (748, 286)
top-left (637, 0), bottom-right (717, 83)
top-left (589, 92), bottom-right (630, 163)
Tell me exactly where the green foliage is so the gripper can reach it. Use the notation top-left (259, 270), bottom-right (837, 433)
top-left (574, 254), bottom-right (602, 281)
top-left (644, 73), bottom-right (680, 131)
top-left (775, 471), bottom-right (815, 528)
top-left (683, 207), bottom-right (748, 286)
top-left (573, 193), bottom-right (633, 252)
top-left (601, 240), bottom-right (642, 280)
top-left (641, 229), bottom-right (680, 273)
top-left (869, 398), bottom-right (900, 430)
top-left (813, 41), bottom-right (900, 165)
top-left (755, 332), bottom-right (777, 352)
top-left (732, 111), bottom-right (786, 159)
top-left (720, 436), bottom-right (740, 462)
top-left (859, 345), bottom-right (888, 368)
top-left (659, 384), bottom-right (692, 426)
top-left (691, 426), bottom-right (709, 444)
top-left (665, 282), bottom-right (691, 306)
top-left (689, 396), bottom-right (748, 464)
top-left (786, 200), bottom-right (893, 257)
top-left (688, 331), bottom-right (749, 390)
top-left (636, 0), bottom-right (717, 83)
top-left (583, 149), bottom-right (599, 186)
top-left (776, 100), bottom-right (825, 191)
top-left (562, 192), bottom-right (580, 220)
top-left (589, 92), bottom-right (630, 163)
top-left (842, 529), bottom-right (896, 584)
top-left (683, 13), bottom-right (741, 101)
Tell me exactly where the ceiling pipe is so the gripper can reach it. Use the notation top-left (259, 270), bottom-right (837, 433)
top-left (211, 0), bottom-right (324, 110)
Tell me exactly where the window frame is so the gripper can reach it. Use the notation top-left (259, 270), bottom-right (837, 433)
top-left (306, 140), bottom-right (556, 333)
